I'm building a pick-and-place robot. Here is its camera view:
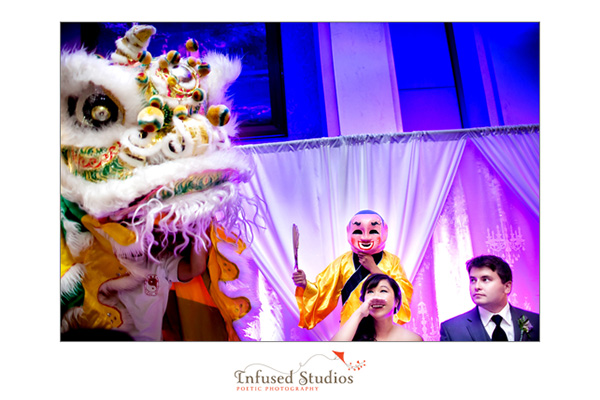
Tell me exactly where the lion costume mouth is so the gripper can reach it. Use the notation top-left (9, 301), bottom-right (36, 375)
top-left (60, 147), bottom-right (253, 220)
top-left (109, 167), bottom-right (247, 221)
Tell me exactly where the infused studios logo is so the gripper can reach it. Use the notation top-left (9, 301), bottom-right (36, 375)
top-left (234, 351), bottom-right (366, 392)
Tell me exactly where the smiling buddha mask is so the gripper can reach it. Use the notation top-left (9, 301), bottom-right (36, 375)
top-left (346, 210), bottom-right (388, 255)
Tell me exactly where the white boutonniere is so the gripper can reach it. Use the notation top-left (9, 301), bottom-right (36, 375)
top-left (518, 315), bottom-right (534, 341)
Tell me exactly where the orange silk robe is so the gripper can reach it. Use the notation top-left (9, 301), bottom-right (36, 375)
top-left (295, 251), bottom-right (413, 330)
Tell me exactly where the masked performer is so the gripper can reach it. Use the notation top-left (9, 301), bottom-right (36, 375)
top-left (292, 210), bottom-right (413, 330)
top-left (60, 24), bottom-right (263, 341)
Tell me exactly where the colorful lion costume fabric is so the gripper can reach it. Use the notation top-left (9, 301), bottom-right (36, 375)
top-left (60, 24), bottom-right (263, 341)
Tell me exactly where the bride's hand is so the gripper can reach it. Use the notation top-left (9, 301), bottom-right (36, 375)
top-left (359, 297), bottom-right (386, 317)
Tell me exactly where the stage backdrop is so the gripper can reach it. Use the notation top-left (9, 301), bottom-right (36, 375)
top-left (236, 124), bottom-right (539, 341)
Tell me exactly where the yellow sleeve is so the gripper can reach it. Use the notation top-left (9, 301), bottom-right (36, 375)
top-left (295, 254), bottom-right (349, 330)
top-left (380, 252), bottom-right (413, 324)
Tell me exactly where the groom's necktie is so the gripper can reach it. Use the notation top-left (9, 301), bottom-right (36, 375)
top-left (491, 314), bottom-right (508, 341)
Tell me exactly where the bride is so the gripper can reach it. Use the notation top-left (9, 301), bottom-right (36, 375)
top-left (331, 273), bottom-right (422, 341)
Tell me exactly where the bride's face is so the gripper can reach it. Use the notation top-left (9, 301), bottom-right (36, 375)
top-left (363, 280), bottom-right (398, 318)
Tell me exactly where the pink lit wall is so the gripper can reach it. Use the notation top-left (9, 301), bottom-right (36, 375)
top-left (318, 23), bottom-right (402, 136)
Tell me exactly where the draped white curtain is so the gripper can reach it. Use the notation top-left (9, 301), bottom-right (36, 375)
top-left (469, 129), bottom-right (540, 217)
top-left (237, 125), bottom-right (540, 341)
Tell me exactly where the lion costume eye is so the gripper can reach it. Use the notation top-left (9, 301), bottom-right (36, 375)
top-left (69, 87), bottom-right (123, 129)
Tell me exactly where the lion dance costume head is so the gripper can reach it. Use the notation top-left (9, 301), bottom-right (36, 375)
top-left (60, 24), bottom-right (263, 340)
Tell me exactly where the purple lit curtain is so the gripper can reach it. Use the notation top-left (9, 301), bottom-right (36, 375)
top-left (237, 125), bottom-right (539, 341)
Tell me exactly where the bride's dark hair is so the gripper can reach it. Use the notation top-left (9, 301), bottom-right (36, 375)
top-left (352, 273), bottom-right (401, 341)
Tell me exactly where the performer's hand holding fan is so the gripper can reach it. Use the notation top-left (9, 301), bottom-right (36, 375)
top-left (292, 223), bottom-right (300, 270)
top-left (291, 224), bottom-right (307, 288)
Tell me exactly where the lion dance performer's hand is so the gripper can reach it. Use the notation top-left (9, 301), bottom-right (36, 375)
top-left (292, 269), bottom-right (307, 289)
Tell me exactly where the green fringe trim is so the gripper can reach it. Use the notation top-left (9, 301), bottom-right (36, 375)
top-left (60, 196), bottom-right (88, 238)
top-left (61, 281), bottom-right (85, 315)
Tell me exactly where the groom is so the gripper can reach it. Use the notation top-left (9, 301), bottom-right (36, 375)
top-left (440, 255), bottom-right (539, 341)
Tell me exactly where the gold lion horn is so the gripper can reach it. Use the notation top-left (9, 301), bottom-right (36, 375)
top-left (111, 24), bottom-right (156, 65)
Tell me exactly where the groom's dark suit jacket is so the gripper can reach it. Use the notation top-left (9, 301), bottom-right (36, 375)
top-left (439, 304), bottom-right (539, 341)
